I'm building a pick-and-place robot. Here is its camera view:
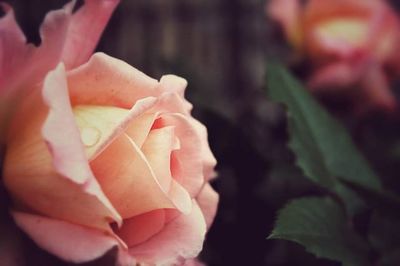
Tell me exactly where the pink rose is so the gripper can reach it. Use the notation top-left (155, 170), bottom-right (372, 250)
top-left (1, 1), bottom-right (218, 264)
top-left (3, 52), bottom-right (218, 265)
top-left (268, 0), bottom-right (400, 113)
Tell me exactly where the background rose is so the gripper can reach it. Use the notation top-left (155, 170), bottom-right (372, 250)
top-left (268, 0), bottom-right (400, 113)
top-left (3, 53), bottom-right (218, 265)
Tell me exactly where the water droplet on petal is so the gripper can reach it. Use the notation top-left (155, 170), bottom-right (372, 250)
top-left (81, 127), bottom-right (101, 147)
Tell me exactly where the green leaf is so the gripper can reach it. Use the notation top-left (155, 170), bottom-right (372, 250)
top-left (269, 197), bottom-right (370, 266)
top-left (265, 63), bottom-right (382, 214)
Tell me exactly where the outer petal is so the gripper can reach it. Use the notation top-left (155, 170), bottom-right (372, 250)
top-left (159, 75), bottom-right (193, 113)
top-left (155, 113), bottom-right (204, 196)
top-left (359, 64), bottom-right (396, 112)
top-left (189, 118), bottom-right (217, 182)
top-left (0, 3), bottom-right (71, 96)
top-left (13, 212), bottom-right (119, 264)
top-left (308, 60), bottom-right (363, 91)
top-left (127, 201), bottom-right (207, 265)
top-left (196, 183), bottom-right (219, 229)
top-left (68, 53), bottom-right (159, 108)
top-left (61, 0), bottom-right (120, 69)
top-left (0, 3), bottom-right (71, 141)
top-left (4, 64), bottom-right (121, 231)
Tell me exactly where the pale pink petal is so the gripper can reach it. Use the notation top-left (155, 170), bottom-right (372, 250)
top-left (359, 64), bottom-right (396, 112)
top-left (0, 3), bottom-right (71, 96)
top-left (127, 201), bottom-right (207, 265)
top-left (159, 75), bottom-right (193, 112)
top-left (4, 64), bottom-right (121, 231)
top-left (115, 210), bottom-right (166, 247)
top-left (189, 118), bottom-right (217, 181)
top-left (61, 0), bottom-right (120, 69)
top-left (268, 0), bottom-right (302, 47)
top-left (42, 63), bottom-right (121, 224)
top-left (155, 113), bottom-right (204, 196)
top-left (90, 133), bottom-right (192, 219)
top-left (68, 53), bottom-right (159, 108)
top-left (196, 184), bottom-right (219, 229)
top-left (308, 62), bottom-right (361, 91)
top-left (13, 212), bottom-right (119, 264)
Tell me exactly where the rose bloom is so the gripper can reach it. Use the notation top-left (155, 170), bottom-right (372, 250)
top-left (268, 0), bottom-right (400, 113)
top-left (1, 1), bottom-right (218, 266)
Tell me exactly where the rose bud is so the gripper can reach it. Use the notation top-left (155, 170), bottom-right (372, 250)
top-left (3, 53), bottom-right (219, 265)
top-left (268, 0), bottom-right (400, 113)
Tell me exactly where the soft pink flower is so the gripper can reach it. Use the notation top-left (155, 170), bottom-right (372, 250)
top-left (268, 0), bottom-right (400, 113)
top-left (0, 0), bottom-right (119, 141)
top-left (3, 53), bottom-right (219, 265)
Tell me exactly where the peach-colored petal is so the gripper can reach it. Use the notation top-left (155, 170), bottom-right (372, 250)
top-left (91, 133), bottom-right (192, 219)
top-left (268, 0), bottom-right (303, 48)
top-left (61, 0), bottom-right (120, 69)
top-left (68, 53), bottom-right (159, 108)
top-left (4, 64), bottom-right (121, 232)
top-left (141, 127), bottom-right (177, 191)
top-left (128, 201), bottom-right (207, 265)
top-left (13, 212), bottom-right (119, 264)
top-left (155, 113), bottom-right (204, 196)
top-left (125, 112), bottom-right (159, 148)
top-left (73, 99), bottom-right (157, 160)
top-left (115, 210), bottom-right (166, 247)
top-left (196, 183), bottom-right (219, 229)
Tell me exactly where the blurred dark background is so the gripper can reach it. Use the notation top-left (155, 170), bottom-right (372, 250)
top-left (3, 0), bottom-right (400, 265)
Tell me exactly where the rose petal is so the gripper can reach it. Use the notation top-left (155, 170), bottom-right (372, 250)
top-left (308, 60), bottom-right (363, 91)
top-left (4, 64), bottom-right (121, 231)
top-left (73, 99), bottom-right (157, 160)
top-left (68, 53), bottom-right (159, 107)
top-left (0, 3), bottom-right (71, 96)
top-left (125, 112), bottom-right (159, 148)
top-left (13, 212), bottom-right (119, 264)
top-left (127, 201), bottom-right (207, 265)
top-left (61, 0), bottom-right (120, 69)
top-left (156, 113), bottom-right (205, 196)
top-left (115, 210), bottom-right (166, 247)
top-left (189, 118), bottom-right (217, 182)
top-left (159, 75), bottom-right (193, 112)
top-left (141, 127), bottom-right (177, 191)
top-left (90, 133), bottom-right (192, 219)
top-left (359, 64), bottom-right (396, 112)
top-left (196, 184), bottom-right (219, 229)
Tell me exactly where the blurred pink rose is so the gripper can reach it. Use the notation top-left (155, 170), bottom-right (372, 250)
top-left (268, 0), bottom-right (400, 113)
top-left (3, 52), bottom-right (218, 265)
